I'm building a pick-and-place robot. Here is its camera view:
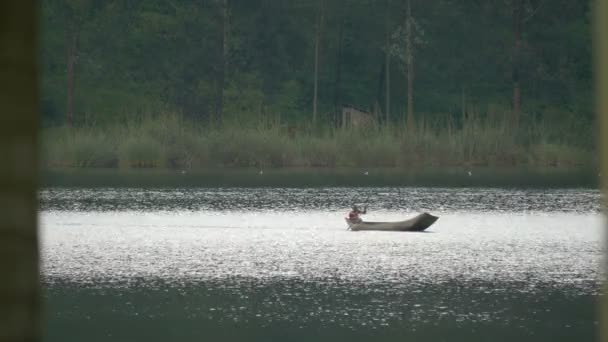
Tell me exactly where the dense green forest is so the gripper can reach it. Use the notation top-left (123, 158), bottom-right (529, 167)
top-left (41, 0), bottom-right (595, 169)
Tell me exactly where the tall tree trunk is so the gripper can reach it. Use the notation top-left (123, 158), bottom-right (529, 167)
top-left (216, 0), bottom-right (228, 125)
top-left (376, 61), bottom-right (385, 105)
top-left (0, 1), bottom-right (40, 341)
top-left (405, 0), bottom-right (414, 132)
top-left (333, 12), bottom-right (344, 128)
top-left (65, 27), bottom-right (78, 127)
top-left (375, 62), bottom-right (385, 123)
top-left (512, 0), bottom-right (522, 130)
top-left (385, 0), bottom-right (391, 126)
top-left (461, 84), bottom-right (467, 124)
top-left (313, 0), bottom-right (324, 126)
top-left (373, 59), bottom-right (385, 124)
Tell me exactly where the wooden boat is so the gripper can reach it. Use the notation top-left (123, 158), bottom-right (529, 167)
top-left (346, 212), bottom-right (439, 232)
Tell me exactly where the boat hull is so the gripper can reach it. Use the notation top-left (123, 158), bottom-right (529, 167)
top-left (346, 212), bottom-right (439, 232)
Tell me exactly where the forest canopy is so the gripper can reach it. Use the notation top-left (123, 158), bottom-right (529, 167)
top-left (40, 0), bottom-right (595, 169)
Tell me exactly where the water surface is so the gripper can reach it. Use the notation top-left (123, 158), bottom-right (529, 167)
top-left (41, 187), bottom-right (602, 341)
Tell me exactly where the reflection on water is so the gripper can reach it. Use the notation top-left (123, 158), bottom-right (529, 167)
top-left (40, 187), bottom-right (600, 212)
top-left (40, 187), bottom-right (601, 342)
top-left (46, 278), bottom-right (597, 342)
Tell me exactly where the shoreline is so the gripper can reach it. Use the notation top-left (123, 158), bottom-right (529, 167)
top-left (41, 167), bottom-right (598, 188)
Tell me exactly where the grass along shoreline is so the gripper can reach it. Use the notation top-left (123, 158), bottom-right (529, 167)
top-left (42, 115), bottom-right (596, 171)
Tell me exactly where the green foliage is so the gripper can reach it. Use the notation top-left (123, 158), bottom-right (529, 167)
top-left (41, 113), bottom-right (594, 170)
top-left (40, 0), bottom-right (593, 132)
top-left (295, 137), bottom-right (339, 167)
top-left (43, 128), bottom-right (117, 167)
top-left (118, 136), bottom-right (164, 168)
top-left (208, 127), bottom-right (289, 168)
top-left (40, 0), bottom-right (593, 170)
top-left (269, 80), bottom-right (306, 124)
top-left (529, 143), bottom-right (594, 167)
top-left (333, 129), bottom-right (399, 167)
top-left (223, 73), bottom-right (266, 125)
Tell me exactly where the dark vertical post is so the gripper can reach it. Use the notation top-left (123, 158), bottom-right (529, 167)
top-left (0, 1), bottom-right (40, 342)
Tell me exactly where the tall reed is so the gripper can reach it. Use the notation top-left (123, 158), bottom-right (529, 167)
top-left (41, 112), bottom-right (594, 170)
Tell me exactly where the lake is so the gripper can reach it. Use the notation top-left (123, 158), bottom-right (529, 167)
top-left (40, 187), bottom-right (602, 341)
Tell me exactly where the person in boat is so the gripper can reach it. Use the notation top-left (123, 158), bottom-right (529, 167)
top-left (347, 205), bottom-right (367, 224)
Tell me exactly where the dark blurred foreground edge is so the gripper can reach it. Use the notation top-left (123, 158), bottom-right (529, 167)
top-left (0, 1), bottom-right (40, 342)
top-left (596, 0), bottom-right (608, 340)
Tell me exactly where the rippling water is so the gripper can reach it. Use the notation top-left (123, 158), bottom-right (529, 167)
top-left (41, 187), bottom-right (602, 341)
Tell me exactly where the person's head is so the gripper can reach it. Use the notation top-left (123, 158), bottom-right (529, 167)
top-left (352, 205), bottom-right (359, 212)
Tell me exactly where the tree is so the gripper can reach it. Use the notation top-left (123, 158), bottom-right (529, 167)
top-left (312, 0), bottom-right (325, 125)
top-left (512, 0), bottom-right (522, 129)
top-left (59, 0), bottom-right (94, 127)
top-left (38, 0), bottom-right (593, 138)
top-left (333, 6), bottom-right (345, 128)
top-left (65, 17), bottom-right (77, 127)
top-left (385, 0), bottom-right (391, 125)
top-left (215, 0), bottom-right (229, 125)
top-left (405, 0), bottom-right (414, 131)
